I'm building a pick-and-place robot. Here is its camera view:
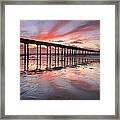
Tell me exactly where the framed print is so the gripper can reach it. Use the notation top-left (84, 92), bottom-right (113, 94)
top-left (0, 0), bottom-right (119, 119)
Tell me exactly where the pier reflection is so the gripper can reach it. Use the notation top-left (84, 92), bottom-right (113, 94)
top-left (20, 55), bottom-right (100, 74)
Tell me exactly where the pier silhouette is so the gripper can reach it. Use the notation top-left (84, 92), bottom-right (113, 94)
top-left (20, 38), bottom-right (100, 73)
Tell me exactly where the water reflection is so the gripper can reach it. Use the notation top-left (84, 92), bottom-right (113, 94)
top-left (20, 55), bottom-right (100, 73)
top-left (20, 55), bottom-right (100, 100)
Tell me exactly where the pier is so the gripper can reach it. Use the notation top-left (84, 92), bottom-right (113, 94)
top-left (20, 38), bottom-right (100, 72)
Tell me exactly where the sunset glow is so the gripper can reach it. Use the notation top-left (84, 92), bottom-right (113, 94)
top-left (20, 20), bottom-right (100, 50)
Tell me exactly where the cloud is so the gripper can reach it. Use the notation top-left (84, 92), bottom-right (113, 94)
top-left (20, 20), bottom-right (100, 50)
top-left (70, 40), bottom-right (83, 44)
top-left (47, 20), bottom-right (71, 35)
top-left (62, 20), bottom-right (100, 36)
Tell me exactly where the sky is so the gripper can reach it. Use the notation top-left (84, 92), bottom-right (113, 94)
top-left (20, 20), bottom-right (100, 50)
